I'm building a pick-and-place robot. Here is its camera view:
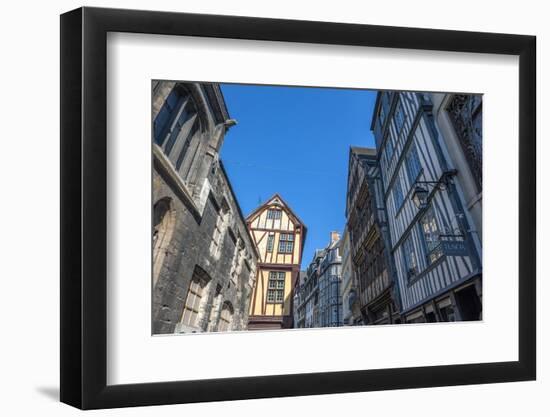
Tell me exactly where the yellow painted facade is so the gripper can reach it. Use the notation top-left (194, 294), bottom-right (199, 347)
top-left (247, 194), bottom-right (306, 330)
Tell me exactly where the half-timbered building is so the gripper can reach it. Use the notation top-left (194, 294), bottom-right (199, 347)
top-left (371, 91), bottom-right (482, 323)
top-left (152, 81), bottom-right (259, 334)
top-left (247, 194), bottom-right (307, 330)
top-left (346, 147), bottom-right (401, 324)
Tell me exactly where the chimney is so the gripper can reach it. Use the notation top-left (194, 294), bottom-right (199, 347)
top-left (330, 231), bottom-right (340, 243)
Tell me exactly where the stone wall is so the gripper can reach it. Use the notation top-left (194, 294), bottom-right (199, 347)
top-left (151, 81), bottom-right (257, 335)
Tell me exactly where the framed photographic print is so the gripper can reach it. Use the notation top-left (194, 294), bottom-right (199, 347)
top-left (60, 6), bottom-right (536, 410)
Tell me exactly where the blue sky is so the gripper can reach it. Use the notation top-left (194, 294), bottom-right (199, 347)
top-left (220, 83), bottom-right (377, 267)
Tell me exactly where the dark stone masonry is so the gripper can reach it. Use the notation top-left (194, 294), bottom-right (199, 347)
top-left (152, 81), bottom-right (258, 335)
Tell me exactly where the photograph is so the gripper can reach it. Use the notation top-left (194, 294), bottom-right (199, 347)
top-left (151, 81), bottom-right (483, 334)
top-left (54, 4), bottom-right (538, 410)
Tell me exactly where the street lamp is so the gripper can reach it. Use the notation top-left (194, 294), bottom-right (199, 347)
top-left (410, 169), bottom-right (458, 209)
top-left (411, 185), bottom-right (430, 209)
top-left (409, 168), bottom-right (481, 272)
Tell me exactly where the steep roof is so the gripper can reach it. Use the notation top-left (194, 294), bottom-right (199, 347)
top-left (346, 146), bottom-right (377, 186)
top-left (345, 146), bottom-right (378, 218)
top-left (246, 193), bottom-right (308, 259)
top-left (246, 193), bottom-right (307, 229)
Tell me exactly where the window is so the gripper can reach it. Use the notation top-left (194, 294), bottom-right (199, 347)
top-left (267, 209), bottom-right (282, 220)
top-left (153, 87), bottom-right (201, 178)
top-left (230, 239), bottom-right (245, 284)
top-left (379, 104), bottom-right (386, 127)
top-left (405, 144), bottom-right (422, 184)
top-left (385, 133), bottom-right (395, 162)
top-left (267, 271), bottom-right (285, 303)
top-left (163, 98), bottom-right (196, 157)
top-left (211, 213), bottom-right (223, 251)
top-left (421, 206), bottom-right (443, 264)
top-left (403, 233), bottom-right (418, 279)
top-left (394, 99), bottom-right (406, 133)
top-left (210, 204), bottom-right (228, 256)
top-left (266, 233), bottom-right (275, 252)
top-left (380, 92), bottom-right (391, 126)
top-left (152, 198), bottom-right (175, 286)
top-left (217, 302), bottom-right (234, 332)
top-left (278, 233), bottom-right (294, 253)
top-left (153, 89), bottom-right (182, 145)
top-left (392, 179), bottom-right (404, 210)
top-left (175, 121), bottom-right (200, 171)
top-left (181, 276), bottom-right (207, 327)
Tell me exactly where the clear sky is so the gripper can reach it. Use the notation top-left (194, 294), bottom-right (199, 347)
top-left (220, 83), bottom-right (378, 268)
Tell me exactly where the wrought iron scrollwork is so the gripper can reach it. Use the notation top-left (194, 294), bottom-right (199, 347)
top-left (447, 94), bottom-right (483, 191)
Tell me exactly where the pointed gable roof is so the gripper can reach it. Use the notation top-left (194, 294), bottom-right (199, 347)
top-left (246, 193), bottom-right (308, 257)
top-left (246, 193), bottom-right (304, 227)
top-left (346, 146), bottom-right (377, 217)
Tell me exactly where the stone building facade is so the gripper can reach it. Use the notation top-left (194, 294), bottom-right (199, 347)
top-left (152, 81), bottom-right (258, 334)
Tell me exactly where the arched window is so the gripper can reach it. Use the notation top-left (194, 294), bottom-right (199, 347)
top-left (152, 198), bottom-right (175, 286)
top-left (180, 269), bottom-right (211, 328)
top-left (217, 302), bottom-right (234, 332)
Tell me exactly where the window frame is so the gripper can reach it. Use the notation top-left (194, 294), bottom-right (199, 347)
top-left (394, 98), bottom-right (406, 134)
top-left (153, 88), bottom-right (184, 147)
top-left (266, 271), bottom-right (286, 304)
top-left (405, 143), bottom-right (422, 186)
top-left (402, 232), bottom-right (419, 280)
top-left (278, 233), bottom-right (294, 254)
top-left (180, 276), bottom-right (207, 328)
top-left (392, 178), bottom-right (405, 212)
top-left (217, 302), bottom-right (234, 332)
top-left (266, 233), bottom-right (275, 252)
top-left (266, 208), bottom-right (282, 220)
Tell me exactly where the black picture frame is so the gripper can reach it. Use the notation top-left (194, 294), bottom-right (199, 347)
top-left (60, 6), bottom-right (536, 410)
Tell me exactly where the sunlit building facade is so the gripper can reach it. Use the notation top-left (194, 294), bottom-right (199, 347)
top-left (247, 194), bottom-right (307, 330)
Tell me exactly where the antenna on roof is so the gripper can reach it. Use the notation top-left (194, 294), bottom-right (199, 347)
top-left (258, 195), bottom-right (262, 205)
